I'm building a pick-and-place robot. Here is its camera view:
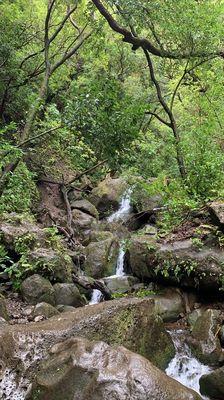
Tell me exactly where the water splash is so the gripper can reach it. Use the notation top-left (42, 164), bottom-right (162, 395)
top-left (115, 245), bottom-right (125, 276)
top-left (89, 289), bottom-right (103, 305)
top-left (107, 188), bottom-right (132, 223)
top-left (166, 330), bottom-right (211, 399)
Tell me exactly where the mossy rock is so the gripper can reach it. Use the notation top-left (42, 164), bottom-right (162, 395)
top-left (84, 236), bottom-right (119, 278)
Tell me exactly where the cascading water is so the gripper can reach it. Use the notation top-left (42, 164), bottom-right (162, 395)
top-left (115, 245), bottom-right (125, 276)
top-left (166, 330), bottom-right (211, 399)
top-left (107, 188), bottom-right (132, 223)
top-left (89, 289), bottom-right (102, 305)
top-left (89, 189), bottom-right (132, 305)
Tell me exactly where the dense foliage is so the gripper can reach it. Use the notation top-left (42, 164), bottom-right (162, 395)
top-left (0, 0), bottom-right (223, 221)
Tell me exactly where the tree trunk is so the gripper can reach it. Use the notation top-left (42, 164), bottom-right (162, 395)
top-left (20, 72), bottom-right (50, 143)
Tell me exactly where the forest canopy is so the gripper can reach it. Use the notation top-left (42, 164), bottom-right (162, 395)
top-left (0, 0), bottom-right (224, 217)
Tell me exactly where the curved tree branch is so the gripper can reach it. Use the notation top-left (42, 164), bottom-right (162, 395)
top-left (91, 0), bottom-right (223, 59)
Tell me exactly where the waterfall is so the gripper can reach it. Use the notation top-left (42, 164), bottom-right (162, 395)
top-left (89, 289), bottom-right (103, 305)
top-left (166, 330), bottom-right (211, 399)
top-left (107, 188), bottom-right (132, 223)
top-left (89, 189), bottom-right (131, 305)
top-left (115, 245), bottom-right (125, 276)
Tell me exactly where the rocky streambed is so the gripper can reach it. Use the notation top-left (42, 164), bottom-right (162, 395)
top-left (1, 176), bottom-right (224, 399)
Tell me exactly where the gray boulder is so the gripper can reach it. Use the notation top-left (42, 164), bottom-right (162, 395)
top-left (21, 274), bottom-right (55, 305)
top-left (209, 201), bottom-right (224, 229)
top-left (72, 209), bottom-right (97, 231)
top-left (89, 177), bottom-right (128, 217)
top-left (187, 309), bottom-right (203, 331)
top-left (153, 288), bottom-right (185, 323)
top-left (103, 275), bottom-right (139, 294)
top-left (200, 365), bottom-right (224, 399)
top-left (27, 248), bottom-right (73, 283)
top-left (129, 235), bottom-right (224, 291)
top-left (71, 199), bottom-right (99, 219)
top-left (30, 337), bottom-right (202, 400)
top-left (187, 309), bottom-right (223, 366)
top-left (33, 302), bottom-right (59, 319)
top-left (84, 235), bottom-right (118, 278)
top-left (53, 283), bottom-right (86, 307)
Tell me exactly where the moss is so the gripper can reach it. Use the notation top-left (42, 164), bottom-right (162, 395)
top-left (110, 308), bottom-right (135, 345)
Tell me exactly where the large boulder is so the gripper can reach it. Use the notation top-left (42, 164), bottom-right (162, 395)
top-left (53, 283), bottom-right (86, 307)
top-left (103, 275), bottom-right (139, 294)
top-left (84, 235), bottom-right (119, 278)
top-left (70, 199), bottom-right (99, 219)
top-left (89, 177), bottom-right (128, 218)
top-left (27, 248), bottom-right (73, 283)
top-left (21, 274), bottom-right (55, 305)
top-left (0, 297), bottom-right (176, 399)
top-left (187, 309), bottom-right (223, 366)
top-left (0, 214), bottom-right (74, 283)
top-left (72, 209), bottom-right (97, 231)
top-left (33, 302), bottom-right (59, 319)
top-left (208, 201), bottom-right (224, 230)
top-left (200, 365), bottom-right (224, 399)
top-left (128, 235), bottom-right (224, 291)
top-left (153, 288), bottom-right (186, 323)
top-left (30, 337), bottom-right (202, 400)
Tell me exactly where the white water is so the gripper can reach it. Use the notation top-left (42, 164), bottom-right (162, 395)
top-left (166, 330), bottom-right (211, 399)
top-left (107, 188), bottom-right (132, 223)
top-left (89, 189), bottom-right (131, 305)
top-left (89, 289), bottom-right (103, 305)
top-left (115, 245), bottom-right (126, 276)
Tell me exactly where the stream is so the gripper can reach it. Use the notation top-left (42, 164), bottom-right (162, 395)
top-left (166, 330), bottom-right (211, 399)
top-left (89, 189), bottom-right (131, 305)
top-left (90, 190), bottom-right (212, 399)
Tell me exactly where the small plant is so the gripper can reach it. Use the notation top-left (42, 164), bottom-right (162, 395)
top-left (191, 237), bottom-right (204, 249)
top-left (111, 292), bottom-right (128, 299)
top-left (15, 233), bottom-right (36, 254)
top-left (135, 288), bottom-right (156, 298)
top-left (216, 230), bottom-right (224, 248)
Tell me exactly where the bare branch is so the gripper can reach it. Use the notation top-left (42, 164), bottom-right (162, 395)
top-left (145, 111), bottom-right (171, 127)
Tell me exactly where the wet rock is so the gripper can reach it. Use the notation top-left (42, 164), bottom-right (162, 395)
top-left (103, 275), bottom-right (139, 294)
top-left (84, 235), bottom-right (118, 278)
top-left (53, 283), bottom-right (86, 307)
top-left (0, 297), bottom-right (175, 392)
top-left (33, 303), bottom-right (59, 319)
top-left (89, 176), bottom-right (128, 218)
top-left (188, 309), bottom-right (223, 366)
top-left (129, 236), bottom-right (224, 291)
top-left (208, 201), bottom-right (224, 230)
top-left (70, 199), bottom-right (99, 219)
top-left (200, 365), bottom-right (224, 399)
top-left (30, 336), bottom-right (202, 400)
top-left (0, 295), bottom-right (9, 321)
top-left (21, 274), bottom-right (55, 305)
